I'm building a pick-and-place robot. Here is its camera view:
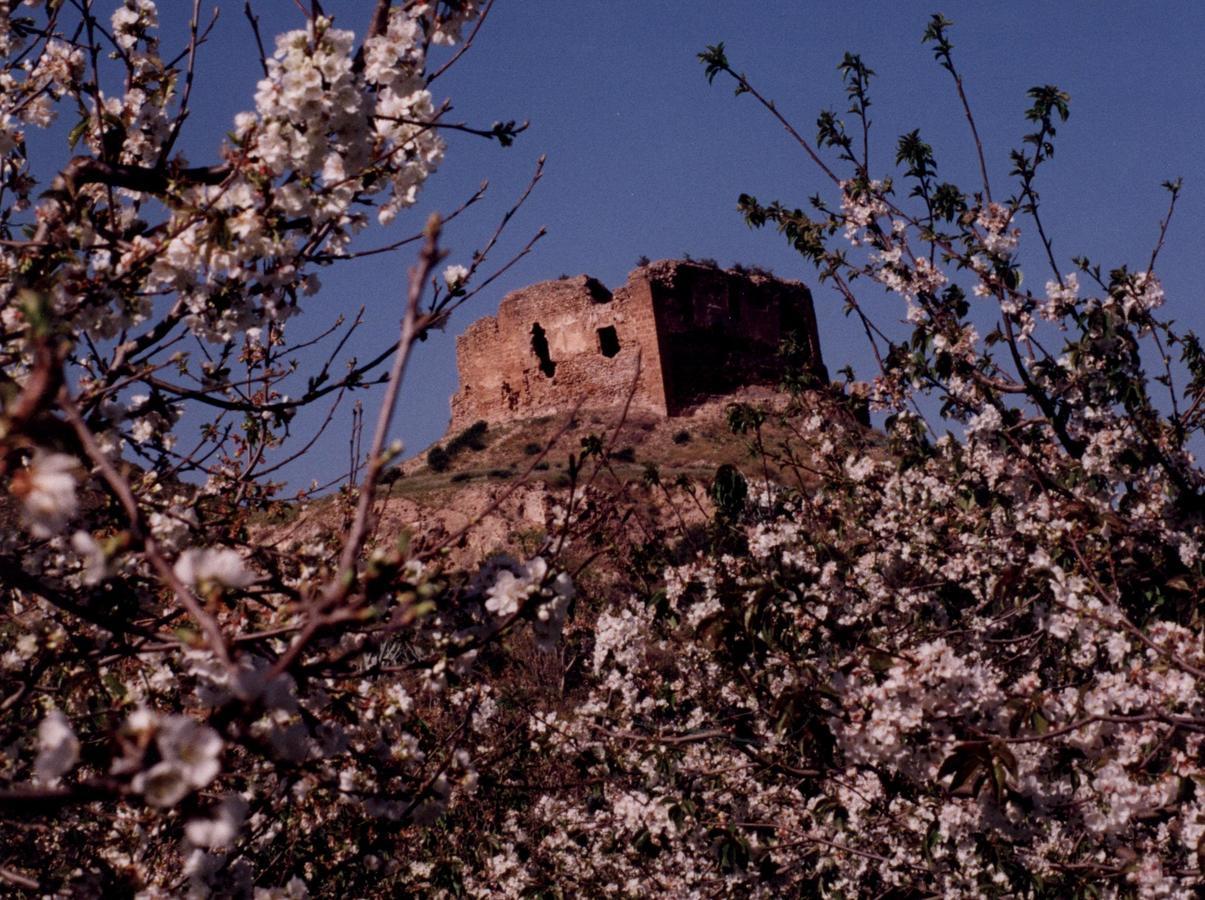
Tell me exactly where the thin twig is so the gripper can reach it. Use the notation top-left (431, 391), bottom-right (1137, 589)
top-left (243, 2), bottom-right (269, 78)
top-left (268, 216), bottom-right (444, 680)
top-left (427, 0), bottom-right (495, 84)
top-left (0, 866), bottom-right (39, 891)
top-left (58, 392), bottom-right (233, 668)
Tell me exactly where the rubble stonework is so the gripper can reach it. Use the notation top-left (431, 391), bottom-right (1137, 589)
top-left (449, 259), bottom-right (825, 429)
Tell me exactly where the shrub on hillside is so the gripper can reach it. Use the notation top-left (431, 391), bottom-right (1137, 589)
top-left (427, 444), bottom-right (452, 472)
top-left (448, 420), bottom-right (489, 454)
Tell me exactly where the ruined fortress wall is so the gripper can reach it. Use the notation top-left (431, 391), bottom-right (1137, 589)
top-left (450, 275), bottom-right (669, 429)
top-left (449, 261), bottom-right (823, 430)
top-left (644, 262), bottom-right (824, 413)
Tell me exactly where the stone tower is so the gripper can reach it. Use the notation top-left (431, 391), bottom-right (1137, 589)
top-left (449, 259), bottom-right (824, 429)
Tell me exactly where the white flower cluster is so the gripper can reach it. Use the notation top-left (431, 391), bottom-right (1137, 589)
top-left (122, 710), bottom-right (224, 808)
top-left (482, 555), bottom-right (575, 648)
top-left (1042, 271), bottom-right (1080, 321)
top-left (1119, 270), bottom-right (1165, 317)
top-left (111, 0), bottom-right (157, 51)
top-left (35, 708), bottom-right (79, 782)
top-left (5, 1), bottom-right (478, 351)
top-left (839, 178), bottom-right (888, 245)
top-left (174, 546), bottom-right (256, 591)
top-left (490, 385), bottom-right (1205, 896)
top-left (12, 449), bottom-right (78, 538)
top-left (247, 10), bottom-right (444, 226)
top-left (976, 201), bottom-right (1019, 255)
top-left (443, 262), bottom-right (470, 290)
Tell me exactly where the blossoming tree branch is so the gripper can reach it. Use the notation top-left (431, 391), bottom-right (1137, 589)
top-left (0, 1), bottom-right (578, 894)
top-left (2, 3), bottom-right (1204, 897)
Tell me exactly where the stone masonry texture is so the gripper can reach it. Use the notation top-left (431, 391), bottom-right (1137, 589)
top-left (449, 259), bottom-right (825, 429)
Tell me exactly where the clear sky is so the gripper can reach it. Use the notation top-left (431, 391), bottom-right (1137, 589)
top-left (154, 1), bottom-right (1205, 490)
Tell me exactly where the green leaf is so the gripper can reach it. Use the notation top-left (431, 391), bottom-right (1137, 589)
top-left (699, 43), bottom-right (730, 84)
top-left (67, 117), bottom-right (89, 149)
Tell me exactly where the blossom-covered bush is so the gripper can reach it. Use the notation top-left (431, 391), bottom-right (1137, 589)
top-left (370, 17), bottom-right (1204, 899)
top-left (0, 1), bottom-right (575, 895)
top-left (3, 4), bottom-right (1204, 898)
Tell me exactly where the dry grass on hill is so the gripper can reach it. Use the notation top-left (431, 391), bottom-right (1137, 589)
top-left (262, 386), bottom-right (848, 568)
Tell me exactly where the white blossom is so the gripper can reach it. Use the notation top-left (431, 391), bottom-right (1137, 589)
top-left (70, 530), bottom-right (110, 585)
top-left (443, 263), bottom-right (469, 289)
top-left (133, 715), bottom-right (223, 807)
top-left (174, 547), bottom-right (255, 590)
top-left (13, 450), bottom-right (78, 537)
top-left (186, 795), bottom-right (248, 848)
top-left (35, 709), bottom-right (79, 782)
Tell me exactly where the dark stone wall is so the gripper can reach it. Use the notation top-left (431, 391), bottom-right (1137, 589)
top-left (647, 262), bottom-right (824, 413)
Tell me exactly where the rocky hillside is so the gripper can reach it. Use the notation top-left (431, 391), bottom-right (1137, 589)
top-left (264, 386), bottom-right (845, 569)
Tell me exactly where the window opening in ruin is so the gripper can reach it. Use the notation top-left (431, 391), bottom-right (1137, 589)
top-left (530, 322), bottom-right (556, 377)
top-left (597, 325), bottom-right (620, 358)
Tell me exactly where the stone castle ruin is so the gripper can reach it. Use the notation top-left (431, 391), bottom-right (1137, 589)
top-left (449, 259), bottom-right (825, 429)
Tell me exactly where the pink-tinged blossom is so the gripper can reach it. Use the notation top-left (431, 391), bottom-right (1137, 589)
top-left (976, 201), bottom-right (1019, 255)
top-left (1121, 270), bottom-right (1165, 316)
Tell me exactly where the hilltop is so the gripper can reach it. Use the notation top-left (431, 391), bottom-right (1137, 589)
top-left (266, 257), bottom-right (842, 566)
top-left (265, 385), bottom-right (831, 567)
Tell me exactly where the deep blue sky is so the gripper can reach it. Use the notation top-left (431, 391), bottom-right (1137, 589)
top-left (154, 2), bottom-right (1204, 489)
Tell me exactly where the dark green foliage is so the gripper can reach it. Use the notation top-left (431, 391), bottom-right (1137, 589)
top-left (726, 402), bottom-right (765, 435)
top-left (448, 420), bottom-right (489, 454)
top-left (429, 421), bottom-right (490, 473)
top-left (778, 331), bottom-right (824, 395)
top-left (486, 119), bottom-right (522, 147)
top-left (427, 445), bottom-right (451, 472)
top-left (579, 434), bottom-right (604, 458)
top-left (710, 463), bottom-right (747, 520)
